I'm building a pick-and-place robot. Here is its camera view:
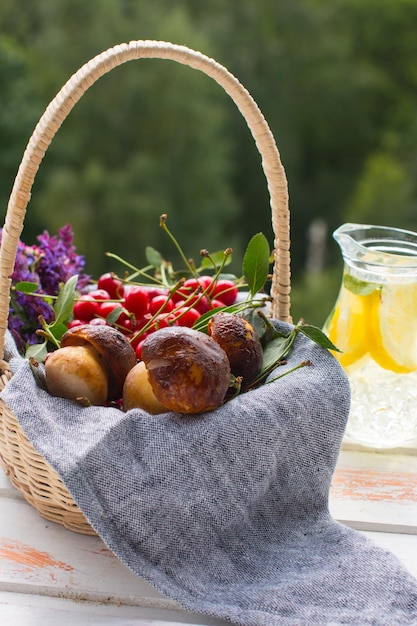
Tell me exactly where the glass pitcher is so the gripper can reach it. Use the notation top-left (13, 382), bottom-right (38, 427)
top-left (323, 223), bottom-right (417, 449)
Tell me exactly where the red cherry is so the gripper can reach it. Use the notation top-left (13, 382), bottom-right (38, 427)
top-left (133, 314), bottom-right (152, 331)
top-left (198, 275), bottom-right (215, 293)
top-left (175, 291), bottom-right (201, 308)
top-left (97, 301), bottom-right (117, 317)
top-left (124, 286), bottom-right (149, 318)
top-left (117, 316), bottom-right (135, 334)
top-left (68, 319), bottom-right (84, 329)
top-left (171, 288), bottom-right (188, 304)
top-left (143, 286), bottom-right (169, 300)
top-left (97, 273), bottom-right (125, 299)
top-left (171, 278), bottom-right (200, 304)
top-left (149, 313), bottom-right (176, 332)
top-left (212, 279), bottom-right (238, 306)
top-left (134, 338), bottom-right (147, 359)
top-left (98, 301), bottom-right (128, 324)
top-left (88, 288), bottom-right (111, 301)
top-left (130, 326), bottom-right (148, 345)
top-left (73, 295), bottom-right (98, 322)
top-left (183, 278), bottom-right (201, 291)
top-left (173, 307), bottom-right (201, 327)
top-left (89, 317), bottom-right (108, 326)
top-left (193, 295), bottom-right (210, 314)
top-left (210, 299), bottom-right (225, 309)
top-left (149, 295), bottom-right (175, 316)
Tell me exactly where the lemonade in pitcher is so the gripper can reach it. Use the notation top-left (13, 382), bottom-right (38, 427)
top-left (324, 223), bottom-right (417, 448)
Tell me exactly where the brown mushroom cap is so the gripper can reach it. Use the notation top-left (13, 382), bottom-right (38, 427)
top-left (141, 326), bottom-right (231, 414)
top-left (61, 324), bottom-right (137, 400)
top-left (208, 312), bottom-right (263, 389)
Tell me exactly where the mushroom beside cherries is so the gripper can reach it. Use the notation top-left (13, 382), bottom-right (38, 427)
top-left (123, 326), bottom-right (231, 415)
top-left (45, 325), bottom-right (136, 405)
top-left (207, 311), bottom-right (263, 390)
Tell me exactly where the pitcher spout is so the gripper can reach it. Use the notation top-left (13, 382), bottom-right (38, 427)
top-left (333, 223), bottom-right (417, 277)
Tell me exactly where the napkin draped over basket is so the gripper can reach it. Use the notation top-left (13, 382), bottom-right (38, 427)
top-left (1, 41), bottom-right (417, 626)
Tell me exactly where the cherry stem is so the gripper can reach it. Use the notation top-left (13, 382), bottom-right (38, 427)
top-left (129, 281), bottom-right (184, 344)
top-left (105, 252), bottom-right (164, 286)
top-left (159, 214), bottom-right (198, 279)
top-left (200, 247), bottom-right (232, 281)
top-left (265, 360), bottom-right (313, 385)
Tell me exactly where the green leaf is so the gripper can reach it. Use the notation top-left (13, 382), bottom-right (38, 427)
top-left (242, 232), bottom-right (270, 297)
top-left (46, 320), bottom-right (70, 344)
top-left (14, 281), bottom-right (40, 294)
top-left (343, 273), bottom-right (379, 296)
top-left (261, 334), bottom-right (294, 373)
top-left (246, 330), bottom-right (297, 390)
top-left (53, 275), bottom-right (78, 325)
top-left (106, 306), bottom-right (126, 325)
top-left (146, 246), bottom-right (165, 269)
top-left (297, 324), bottom-right (341, 352)
top-left (243, 309), bottom-right (288, 345)
top-left (242, 307), bottom-right (280, 343)
top-left (26, 341), bottom-right (48, 362)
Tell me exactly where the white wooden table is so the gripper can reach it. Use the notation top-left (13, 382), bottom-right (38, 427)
top-left (1, 437), bottom-right (416, 626)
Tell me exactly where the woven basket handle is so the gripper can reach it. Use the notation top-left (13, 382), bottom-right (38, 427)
top-left (0, 40), bottom-right (291, 358)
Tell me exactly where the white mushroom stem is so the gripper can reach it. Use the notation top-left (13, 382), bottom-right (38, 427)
top-left (45, 344), bottom-right (108, 405)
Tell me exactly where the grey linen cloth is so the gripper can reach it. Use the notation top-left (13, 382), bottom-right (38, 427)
top-left (2, 323), bottom-right (417, 626)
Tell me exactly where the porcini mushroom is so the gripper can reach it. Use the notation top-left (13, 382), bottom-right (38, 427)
top-left (60, 324), bottom-right (137, 400)
top-left (124, 326), bottom-right (231, 414)
top-left (208, 312), bottom-right (263, 389)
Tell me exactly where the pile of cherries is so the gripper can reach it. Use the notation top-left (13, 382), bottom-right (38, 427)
top-left (70, 272), bottom-right (239, 358)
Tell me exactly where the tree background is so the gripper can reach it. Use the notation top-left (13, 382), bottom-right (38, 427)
top-left (1, 0), bottom-right (417, 325)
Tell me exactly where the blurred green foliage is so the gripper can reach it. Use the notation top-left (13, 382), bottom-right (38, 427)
top-left (1, 0), bottom-right (417, 325)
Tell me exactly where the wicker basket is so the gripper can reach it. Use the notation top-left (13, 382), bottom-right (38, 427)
top-left (0, 41), bottom-right (291, 535)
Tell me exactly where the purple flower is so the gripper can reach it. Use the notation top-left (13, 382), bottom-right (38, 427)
top-left (35, 224), bottom-right (90, 294)
top-left (1, 225), bottom-right (90, 353)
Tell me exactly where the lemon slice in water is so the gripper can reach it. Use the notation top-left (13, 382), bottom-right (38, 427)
top-left (325, 287), bottom-right (371, 368)
top-left (369, 282), bottom-right (417, 373)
